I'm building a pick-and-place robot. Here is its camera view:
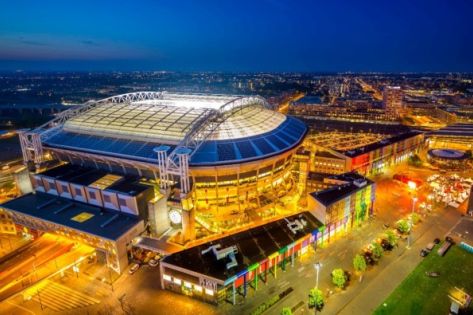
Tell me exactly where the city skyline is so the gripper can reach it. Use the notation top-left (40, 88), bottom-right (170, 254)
top-left (1, 0), bottom-right (473, 72)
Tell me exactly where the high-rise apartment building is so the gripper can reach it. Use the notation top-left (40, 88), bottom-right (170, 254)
top-left (383, 86), bottom-right (403, 118)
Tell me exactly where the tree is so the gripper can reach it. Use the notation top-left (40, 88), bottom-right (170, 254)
top-left (308, 288), bottom-right (324, 310)
top-left (353, 254), bottom-right (367, 273)
top-left (358, 203), bottom-right (367, 222)
top-left (318, 225), bottom-right (326, 246)
top-left (408, 154), bottom-right (422, 167)
top-left (385, 230), bottom-right (398, 247)
top-left (331, 268), bottom-right (347, 289)
top-left (371, 242), bottom-right (383, 260)
top-left (410, 213), bottom-right (421, 225)
top-left (281, 307), bottom-right (293, 315)
top-left (396, 219), bottom-right (410, 234)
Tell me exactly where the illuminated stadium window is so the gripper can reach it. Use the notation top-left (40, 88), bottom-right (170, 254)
top-left (163, 274), bottom-right (172, 282)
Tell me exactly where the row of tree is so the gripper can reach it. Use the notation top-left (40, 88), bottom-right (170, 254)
top-left (281, 227), bottom-right (408, 314)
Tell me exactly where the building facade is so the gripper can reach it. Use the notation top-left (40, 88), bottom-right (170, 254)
top-left (308, 172), bottom-right (375, 240)
top-left (383, 86), bottom-right (404, 118)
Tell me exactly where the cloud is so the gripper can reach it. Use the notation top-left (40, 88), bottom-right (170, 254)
top-left (0, 34), bottom-right (156, 60)
top-left (81, 40), bottom-right (100, 46)
top-left (18, 38), bottom-right (49, 46)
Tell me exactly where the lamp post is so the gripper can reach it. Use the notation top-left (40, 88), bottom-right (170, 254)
top-left (407, 196), bottom-right (418, 248)
top-left (314, 262), bottom-right (322, 289)
top-left (313, 262), bottom-right (322, 315)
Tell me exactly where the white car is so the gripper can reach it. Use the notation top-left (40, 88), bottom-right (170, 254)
top-left (128, 263), bottom-right (140, 274)
top-left (148, 259), bottom-right (159, 267)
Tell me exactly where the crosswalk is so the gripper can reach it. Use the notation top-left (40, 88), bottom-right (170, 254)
top-left (31, 280), bottom-right (100, 312)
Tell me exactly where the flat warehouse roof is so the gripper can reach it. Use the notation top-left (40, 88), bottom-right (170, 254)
top-left (0, 192), bottom-right (142, 241)
top-left (162, 211), bottom-right (322, 282)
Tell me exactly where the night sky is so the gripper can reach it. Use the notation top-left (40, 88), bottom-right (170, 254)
top-left (1, 0), bottom-right (472, 72)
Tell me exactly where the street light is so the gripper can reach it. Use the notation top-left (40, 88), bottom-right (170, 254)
top-left (407, 180), bottom-right (417, 191)
top-left (407, 196), bottom-right (418, 248)
top-left (72, 263), bottom-right (80, 278)
top-left (314, 262), bottom-right (322, 289)
top-left (313, 262), bottom-right (323, 315)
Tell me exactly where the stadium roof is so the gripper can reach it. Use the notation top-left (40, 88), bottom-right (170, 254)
top-left (63, 93), bottom-right (285, 144)
top-left (41, 92), bottom-right (307, 166)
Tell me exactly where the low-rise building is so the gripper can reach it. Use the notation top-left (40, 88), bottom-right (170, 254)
top-left (160, 211), bottom-right (322, 305)
top-left (308, 172), bottom-right (375, 241)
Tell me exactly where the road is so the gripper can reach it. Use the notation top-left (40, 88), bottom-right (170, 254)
top-left (0, 233), bottom-right (93, 302)
top-left (0, 235), bottom-right (73, 286)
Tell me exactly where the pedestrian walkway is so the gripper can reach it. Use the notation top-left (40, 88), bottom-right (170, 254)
top-left (29, 279), bottom-right (100, 311)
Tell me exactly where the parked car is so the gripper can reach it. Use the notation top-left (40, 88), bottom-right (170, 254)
top-left (425, 242), bottom-right (435, 252)
top-left (148, 259), bottom-right (159, 267)
top-left (433, 238), bottom-right (440, 244)
top-left (128, 263), bottom-right (140, 274)
top-left (420, 249), bottom-right (429, 257)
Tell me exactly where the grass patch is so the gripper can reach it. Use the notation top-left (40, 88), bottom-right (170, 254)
top-left (373, 245), bottom-right (473, 315)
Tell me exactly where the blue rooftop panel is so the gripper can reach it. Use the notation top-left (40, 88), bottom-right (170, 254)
top-left (266, 135), bottom-right (287, 150)
top-left (217, 143), bottom-right (237, 161)
top-left (252, 138), bottom-right (274, 155)
top-left (235, 141), bottom-right (257, 159)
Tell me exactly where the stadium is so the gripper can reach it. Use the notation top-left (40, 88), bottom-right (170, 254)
top-left (15, 92), bottom-right (308, 249)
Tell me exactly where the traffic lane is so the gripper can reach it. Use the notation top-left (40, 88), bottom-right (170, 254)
top-left (0, 236), bottom-right (53, 270)
top-left (0, 239), bottom-right (74, 285)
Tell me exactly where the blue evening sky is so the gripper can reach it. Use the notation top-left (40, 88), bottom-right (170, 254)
top-left (0, 0), bottom-right (472, 72)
